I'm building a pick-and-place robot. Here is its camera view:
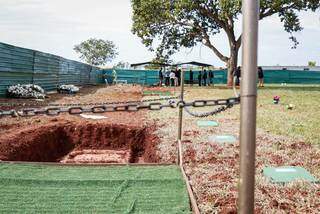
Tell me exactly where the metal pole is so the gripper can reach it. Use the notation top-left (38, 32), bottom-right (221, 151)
top-left (177, 69), bottom-right (185, 165)
top-left (239, 0), bottom-right (259, 213)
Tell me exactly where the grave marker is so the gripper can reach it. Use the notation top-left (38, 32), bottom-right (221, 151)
top-left (208, 135), bottom-right (236, 144)
top-left (263, 166), bottom-right (318, 183)
top-left (197, 121), bottom-right (219, 127)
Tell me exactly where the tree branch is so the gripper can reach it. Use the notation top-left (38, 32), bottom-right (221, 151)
top-left (202, 32), bottom-right (229, 62)
top-left (236, 35), bottom-right (242, 50)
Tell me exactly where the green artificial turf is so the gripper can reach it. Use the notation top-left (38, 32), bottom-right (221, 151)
top-left (0, 163), bottom-right (191, 214)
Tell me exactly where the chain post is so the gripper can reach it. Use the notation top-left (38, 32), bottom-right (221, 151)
top-left (177, 69), bottom-right (185, 166)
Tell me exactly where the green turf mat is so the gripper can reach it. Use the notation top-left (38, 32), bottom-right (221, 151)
top-left (0, 163), bottom-right (191, 213)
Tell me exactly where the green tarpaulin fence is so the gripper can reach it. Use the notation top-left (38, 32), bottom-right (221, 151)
top-left (0, 42), bottom-right (101, 97)
top-left (102, 68), bottom-right (320, 86)
top-left (1, 42), bottom-right (319, 97)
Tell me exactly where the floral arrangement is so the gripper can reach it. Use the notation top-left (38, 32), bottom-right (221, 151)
top-left (7, 84), bottom-right (45, 99)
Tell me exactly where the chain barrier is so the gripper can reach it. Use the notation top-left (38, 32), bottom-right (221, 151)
top-left (0, 97), bottom-right (240, 118)
top-left (0, 95), bottom-right (180, 108)
top-left (184, 104), bottom-right (235, 118)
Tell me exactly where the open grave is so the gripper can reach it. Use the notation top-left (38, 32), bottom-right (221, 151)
top-left (0, 122), bottom-right (158, 164)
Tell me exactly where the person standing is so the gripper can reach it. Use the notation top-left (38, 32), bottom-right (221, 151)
top-left (158, 68), bottom-right (164, 86)
top-left (177, 69), bottom-right (182, 86)
top-left (164, 68), bottom-right (170, 86)
top-left (203, 69), bottom-right (208, 86)
top-left (235, 66), bottom-right (241, 86)
top-left (169, 70), bottom-right (176, 86)
top-left (208, 70), bottom-right (214, 86)
top-left (198, 71), bottom-right (202, 86)
top-left (258, 66), bottom-right (264, 87)
top-left (189, 69), bottom-right (194, 86)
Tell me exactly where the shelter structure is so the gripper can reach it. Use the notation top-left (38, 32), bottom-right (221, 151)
top-left (130, 61), bottom-right (171, 68)
top-left (173, 61), bottom-right (213, 68)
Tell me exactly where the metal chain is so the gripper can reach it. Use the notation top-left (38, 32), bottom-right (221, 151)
top-left (0, 97), bottom-right (240, 118)
top-left (184, 104), bottom-right (235, 118)
top-left (0, 95), bottom-right (180, 108)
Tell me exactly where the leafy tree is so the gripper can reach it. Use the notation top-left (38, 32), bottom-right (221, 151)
top-left (114, 61), bottom-right (130, 69)
top-left (308, 61), bottom-right (316, 67)
top-left (145, 57), bottom-right (172, 69)
top-left (74, 38), bottom-right (118, 66)
top-left (131, 0), bottom-right (319, 85)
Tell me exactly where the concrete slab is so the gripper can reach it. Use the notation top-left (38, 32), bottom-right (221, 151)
top-left (197, 120), bottom-right (219, 127)
top-left (208, 135), bottom-right (236, 144)
top-left (263, 166), bottom-right (318, 183)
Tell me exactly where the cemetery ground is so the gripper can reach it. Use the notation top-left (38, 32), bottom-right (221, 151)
top-left (0, 84), bottom-right (319, 213)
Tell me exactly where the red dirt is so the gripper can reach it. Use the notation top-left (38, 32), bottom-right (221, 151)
top-left (61, 149), bottom-right (131, 164)
top-left (0, 85), bottom-right (160, 164)
top-left (0, 120), bottom-right (158, 163)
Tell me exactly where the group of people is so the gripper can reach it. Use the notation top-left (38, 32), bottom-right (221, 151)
top-left (159, 68), bottom-right (214, 87)
top-left (159, 66), bottom-right (264, 87)
top-left (190, 69), bottom-right (214, 86)
top-left (159, 68), bottom-right (182, 87)
top-left (234, 66), bottom-right (264, 87)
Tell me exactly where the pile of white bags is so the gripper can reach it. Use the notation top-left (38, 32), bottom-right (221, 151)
top-left (7, 84), bottom-right (45, 99)
top-left (57, 84), bottom-right (79, 94)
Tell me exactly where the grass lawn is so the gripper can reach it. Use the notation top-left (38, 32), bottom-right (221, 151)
top-left (183, 84), bottom-right (320, 145)
top-left (256, 84), bottom-right (320, 145)
top-left (0, 163), bottom-right (191, 214)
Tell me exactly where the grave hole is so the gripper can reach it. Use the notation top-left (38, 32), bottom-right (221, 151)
top-left (0, 122), bottom-right (158, 164)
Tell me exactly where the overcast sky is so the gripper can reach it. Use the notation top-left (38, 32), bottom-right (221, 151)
top-left (1, 0), bottom-right (319, 67)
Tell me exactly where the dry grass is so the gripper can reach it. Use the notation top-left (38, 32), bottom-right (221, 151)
top-left (146, 85), bottom-right (320, 213)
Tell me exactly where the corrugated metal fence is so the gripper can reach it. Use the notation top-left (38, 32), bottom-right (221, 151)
top-left (103, 69), bottom-right (320, 85)
top-left (0, 42), bottom-right (101, 97)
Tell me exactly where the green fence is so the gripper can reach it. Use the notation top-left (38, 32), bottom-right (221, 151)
top-left (102, 69), bottom-right (320, 86)
top-left (0, 42), bottom-right (101, 97)
top-left (1, 41), bottom-right (319, 97)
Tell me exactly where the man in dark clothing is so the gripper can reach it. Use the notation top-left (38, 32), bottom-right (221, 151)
top-left (203, 69), bottom-right (208, 86)
top-left (164, 69), bottom-right (170, 86)
top-left (258, 66), bottom-right (264, 87)
top-left (158, 68), bottom-right (163, 86)
top-left (177, 69), bottom-right (182, 86)
top-left (235, 66), bottom-right (241, 86)
top-left (189, 69), bottom-right (194, 86)
top-left (198, 71), bottom-right (202, 86)
top-left (208, 70), bottom-right (214, 86)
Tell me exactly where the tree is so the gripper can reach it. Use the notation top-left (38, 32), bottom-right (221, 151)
top-left (308, 61), bottom-right (316, 67)
top-left (74, 38), bottom-right (118, 66)
top-left (114, 61), bottom-right (130, 69)
top-left (131, 0), bottom-right (319, 85)
top-left (145, 57), bottom-right (172, 69)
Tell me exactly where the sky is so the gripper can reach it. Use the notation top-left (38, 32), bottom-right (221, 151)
top-left (0, 0), bottom-right (319, 67)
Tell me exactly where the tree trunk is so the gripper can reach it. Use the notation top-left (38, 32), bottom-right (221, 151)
top-left (226, 49), bottom-right (238, 86)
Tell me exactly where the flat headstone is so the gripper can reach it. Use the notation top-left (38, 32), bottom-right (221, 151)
top-left (263, 166), bottom-right (318, 183)
top-left (197, 120), bottom-right (219, 127)
top-left (208, 135), bottom-right (236, 144)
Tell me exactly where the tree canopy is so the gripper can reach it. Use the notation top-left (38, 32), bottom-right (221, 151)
top-left (132, 0), bottom-right (319, 85)
top-left (74, 38), bottom-right (118, 66)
